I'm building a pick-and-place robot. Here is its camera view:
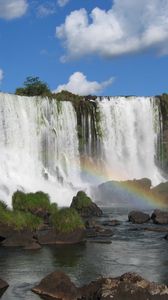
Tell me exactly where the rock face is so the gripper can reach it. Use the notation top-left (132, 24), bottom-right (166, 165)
top-left (0, 278), bottom-right (9, 297)
top-left (33, 272), bottom-right (168, 300)
top-left (151, 210), bottom-right (168, 225)
top-left (71, 191), bottom-right (103, 218)
top-left (32, 271), bottom-right (80, 300)
top-left (128, 211), bottom-right (150, 224)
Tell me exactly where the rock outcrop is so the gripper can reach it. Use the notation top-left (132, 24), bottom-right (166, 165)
top-left (70, 191), bottom-right (102, 218)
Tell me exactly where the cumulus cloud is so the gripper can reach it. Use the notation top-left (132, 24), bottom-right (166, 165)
top-left (54, 72), bottom-right (114, 95)
top-left (37, 3), bottom-right (56, 18)
top-left (0, 0), bottom-right (28, 20)
top-left (56, 0), bottom-right (168, 60)
top-left (0, 69), bottom-right (4, 83)
top-left (57, 0), bottom-right (69, 7)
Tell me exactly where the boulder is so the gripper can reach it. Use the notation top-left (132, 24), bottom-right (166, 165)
top-left (70, 191), bottom-right (102, 218)
top-left (2, 230), bottom-right (35, 247)
top-left (151, 210), bottom-right (168, 225)
top-left (32, 271), bottom-right (80, 300)
top-left (80, 272), bottom-right (168, 300)
top-left (128, 211), bottom-right (150, 224)
top-left (0, 223), bottom-right (14, 242)
top-left (37, 227), bottom-right (85, 245)
top-left (0, 278), bottom-right (9, 297)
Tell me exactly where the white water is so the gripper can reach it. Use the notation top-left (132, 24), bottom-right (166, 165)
top-left (97, 96), bottom-right (162, 185)
top-left (0, 93), bottom-right (82, 206)
top-left (0, 94), bottom-right (163, 206)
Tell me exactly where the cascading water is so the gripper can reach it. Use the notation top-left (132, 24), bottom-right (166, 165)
top-left (0, 93), bottom-right (164, 207)
top-left (0, 93), bottom-right (82, 206)
top-left (95, 96), bottom-right (163, 185)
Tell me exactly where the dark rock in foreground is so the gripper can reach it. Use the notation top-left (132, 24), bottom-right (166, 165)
top-left (71, 191), bottom-right (103, 218)
top-left (32, 271), bottom-right (80, 300)
top-left (0, 278), bottom-right (9, 297)
top-left (32, 271), bottom-right (168, 300)
top-left (151, 210), bottom-right (168, 225)
top-left (128, 211), bottom-right (150, 224)
top-left (164, 234), bottom-right (168, 240)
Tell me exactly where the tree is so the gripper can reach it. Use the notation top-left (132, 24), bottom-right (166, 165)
top-left (15, 76), bottom-right (51, 96)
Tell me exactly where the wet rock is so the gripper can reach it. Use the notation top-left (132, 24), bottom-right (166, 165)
top-left (102, 220), bottom-right (120, 226)
top-left (24, 242), bottom-right (41, 250)
top-left (32, 271), bottom-right (80, 300)
top-left (164, 234), bottom-right (168, 240)
top-left (37, 227), bottom-right (85, 245)
top-left (2, 230), bottom-right (35, 247)
top-left (128, 211), bottom-right (150, 224)
top-left (71, 191), bottom-right (103, 218)
top-left (144, 227), bottom-right (168, 233)
top-left (0, 278), bottom-right (9, 297)
top-left (151, 210), bottom-right (168, 225)
top-left (0, 223), bottom-right (14, 241)
top-left (81, 272), bottom-right (168, 300)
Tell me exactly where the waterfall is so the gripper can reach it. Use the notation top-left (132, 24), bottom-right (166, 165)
top-left (96, 96), bottom-right (163, 185)
top-left (0, 93), bottom-right (163, 206)
top-left (0, 93), bottom-right (82, 206)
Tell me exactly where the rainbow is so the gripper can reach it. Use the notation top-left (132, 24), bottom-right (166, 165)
top-left (80, 158), bottom-right (168, 210)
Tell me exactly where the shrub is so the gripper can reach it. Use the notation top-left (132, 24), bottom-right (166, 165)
top-left (15, 76), bottom-right (51, 97)
top-left (0, 200), bottom-right (7, 210)
top-left (51, 208), bottom-right (84, 233)
top-left (71, 191), bottom-right (92, 210)
top-left (12, 190), bottom-right (51, 212)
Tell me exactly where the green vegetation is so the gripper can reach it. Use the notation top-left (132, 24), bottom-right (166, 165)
top-left (0, 205), bottom-right (42, 230)
top-left (51, 207), bottom-right (84, 233)
top-left (71, 191), bottom-right (92, 210)
top-left (0, 200), bottom-right (7, 210)
top-left (15, 76), bottom-right (51, 97)
top-left (12, 190), bottom-right (51, 213)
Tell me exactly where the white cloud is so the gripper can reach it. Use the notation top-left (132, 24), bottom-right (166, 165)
top-left (0, 0), bottom-right (28, 20)
top-left (56, 0), bottom-right (168, 60)
top-left (0, 69), bottom-right (4, 83)
top-left (54, 72), bottom-right (114, 95)
top-left (37, 3), bottom-right (56, 18)
top-left (57, 0), bottom-right (69, 8)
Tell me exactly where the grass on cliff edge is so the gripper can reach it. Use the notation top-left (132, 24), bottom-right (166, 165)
top-left (0, 201), bottom-right (42, 230)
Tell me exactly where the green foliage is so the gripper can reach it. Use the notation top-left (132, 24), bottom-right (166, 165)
top-left (12, 190), bottom-right (51, 212)
top-left (0, 205), bottom-right (42, 230)
top-left (15, 76), bottom-right (51, 97)
top-left (0, 200), bottom-right (7, 210)
top-left (72, 191), bottom-right (92, 210)
top-left (52, 90), bottom-right (83, 102)
top-left (51, 207), bottom-right (84, 233)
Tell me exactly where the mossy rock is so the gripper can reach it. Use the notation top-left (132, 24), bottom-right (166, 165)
top-left (70, 191), bottom-right (103, 218)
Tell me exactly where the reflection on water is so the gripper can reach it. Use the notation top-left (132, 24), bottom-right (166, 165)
top-left (0, 207), bottom-right (168, 299)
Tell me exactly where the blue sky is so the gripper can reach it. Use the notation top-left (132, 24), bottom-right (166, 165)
top-left (0, 0), bottom-right (168, 96)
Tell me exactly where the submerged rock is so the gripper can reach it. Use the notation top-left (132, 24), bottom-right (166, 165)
top-left (102, 220), bottom-right (121, 226)
top-left (164, 234), bottom-right (168, 240)
top-left (151, 210), bottom-right (168, 225)
top-left (128, 211), bottom-right (150, 224)
top-left (0, 278), bottom-right (9, 297)
top-left (32, 271), bottom-right (80, 300)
